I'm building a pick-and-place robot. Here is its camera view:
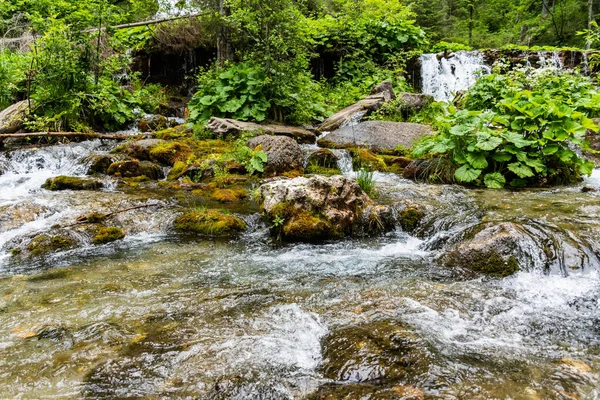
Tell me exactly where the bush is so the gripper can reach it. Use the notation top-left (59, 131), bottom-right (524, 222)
top-left (414, 69), bottom-right (599, 188)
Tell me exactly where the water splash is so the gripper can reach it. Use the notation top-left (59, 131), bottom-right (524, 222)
top-left (420, 51), bottom-right (491, 101)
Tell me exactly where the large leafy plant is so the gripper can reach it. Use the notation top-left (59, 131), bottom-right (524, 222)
top-left (414, 70), bottom-right (599, 188)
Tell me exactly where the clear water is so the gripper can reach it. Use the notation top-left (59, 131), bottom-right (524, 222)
top-left (0, 142), bottom-right (599, 398)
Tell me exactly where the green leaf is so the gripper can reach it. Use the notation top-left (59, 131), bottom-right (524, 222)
top-left (449, 125), bottom-right (472, 136)
top-left (454, 164), bottom-right (482, 182)
top-left (476, 135), bottom-right (503, 151)
top-left (500, 132), bottom-right (535, 148)
top-left (465, 152), bottom-right (488, 169)
top-left (542, 144), bottom-right (559, 155)
top-left (492, 152), bottom-right (513, 162)
top-left (523, 157), bottom-right (546, 173)
top-left (256, 150), bottom-right (268, 162)
top-left (579, 159), bottom-right (595, 176)
top-left (557, 149), bottom-right (575, 163)
top-left (508, 162), bottom-right (534, 178)
top-left (484, 172), bottom-right (506, 189)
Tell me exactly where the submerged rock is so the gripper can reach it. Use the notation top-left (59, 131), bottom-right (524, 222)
top-left (173, 209), bottom-right (246, 237)
top-left (206, 117), bottom-right (317, 143)
top-left (318, 121), bottom-right (432, 153)
top-left (257, 175), bottom-right (395, 240)
top-left (42, 176), bottom-right (104, 191)
top-left (318, 81), bottom-right (396, 132)
top-left (107, 159), bottom-right (164, 180)
top-left (24, 234), bottom-right (76, 258)
top-left (319, 321), bottom-right (431, 386)
top-left (246, 135), bottom-right (303, 175)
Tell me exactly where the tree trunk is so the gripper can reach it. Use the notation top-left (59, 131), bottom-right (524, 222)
top-left (588, 0), bottom-right (595, 49)
top-left (216, 0), bottom-right (232, 66)
top-left (468, 1), bottom-right (474, 46)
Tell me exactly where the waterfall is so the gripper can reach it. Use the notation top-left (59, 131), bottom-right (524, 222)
top-left (537, 51), bottom-right (563, 69)
top-left (420, 51), bottom-right (491, 102)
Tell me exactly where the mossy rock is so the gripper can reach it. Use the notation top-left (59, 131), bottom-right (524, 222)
top-left (173, 209), bottom-right (246, 237)
top-left (350, 148), bottom-right (387, 172)
top-left (445, 249), bottom-right (519, 277)
top-left (149, 141), bottom-right (193, 166)
top-left (282, 211), bottom-right (335, 241)
top-left (399, 206), bottom-right (424, 233)
top-left (93, 227), bottom-right (125, 245)
top-left (167, 161), bottom-right (188, 180)
top-left (86, 155), bottom-right (119, 175)
top-left (307, 149), bottom-right (339, 169)
top-left (25, 234), bottom-right (76, 257)
top-left (153, 125), bottom-right (192, 140)
top-left (305, 165), bottom-right (341, 176)
top-left (211, 188), bottom-right (248, 203)
top-left (107, 160), bottom-right (164, 180)
top-left (138, 115), bottom-right (168, 132)
top-left (42, 176), bottom-right (104, 191)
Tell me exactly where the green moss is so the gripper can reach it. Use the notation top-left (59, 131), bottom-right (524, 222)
top-left (305, 164), bottom-right (341, 176)
top-left (350, 148), bottom-right (387, 171)
top-left (154, 126), bottom-right (192, 140)
top-left (149, 141), bottom-right (193, 166)
top-left (42, 176), bottom-right (103, 191)
top-left (26, 235), bottom-right (76, 257)
top-left (211, 188), bottom-right (248, 202)
top-left (167, 161), bottom-right (188, 180)
top-left (446, 250), bottom-right (520, 277)
top-left (282, 211), bottom-right (334, 241)
top-left (93, 227), bottom-right (125, 245)
top-left (399, 207), bottom-right (424, 233)
top-left (174, 209), bottom-right (246, 237)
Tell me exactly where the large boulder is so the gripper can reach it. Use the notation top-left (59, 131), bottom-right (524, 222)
top-left (246, 135), bottom-right (303, 174)
top-left (106, 159), bottom-right (164, 180)
top-left (42, 176), bottom-right (104, 191)
top-left (318, 121), bottom-right (433, 153)
top-left (206, 117), bottom-right (317, 144)
top-left (257, 175), bottom-right (395, 240)
top-left (318, 81), bottom-right (395, 132)
top-left (0, 100), bottom-right (29, 134)
top-left (443, 222), bottom-right (526, 277)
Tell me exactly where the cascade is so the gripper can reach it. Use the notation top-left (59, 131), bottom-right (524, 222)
top-left (420, 51), bottom-right (491, 102)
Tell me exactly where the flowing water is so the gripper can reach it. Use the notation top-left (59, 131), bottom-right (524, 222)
top-left (1, 141), bottom-right (600, 399)
top-left (420, 51), bottom-right (491, 102)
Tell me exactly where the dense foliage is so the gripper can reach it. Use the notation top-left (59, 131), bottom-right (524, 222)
top-left (414, 68), bottom-right (598, 188)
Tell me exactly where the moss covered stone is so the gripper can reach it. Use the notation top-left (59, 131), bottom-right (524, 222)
top-left (282, 211), bottom-right (334, 241)
top-left (26, 234), bottom-right (76, 257)
top-left (211, 188), bottom-right (248, 203)
top-left (445, 249), bottom-right (519, 277)
top-left (350, 148), bottom-right (387, 171)
top-left (107, 160), bottom-right (164, 180)
top-left (399, 207), bottom-right (424, 233)
top-left (93, 227), bottom-right (125, 245)
top-left (149, 141), bottom-right (192, 166)
top-left (167, 161), bottom-right (188, 180)
top-left (174, 209), bottom-right (246, 237)
top-left (42, 176), bottom-right (104, 191)
top-left (153, 125), bottom-right (192, 140)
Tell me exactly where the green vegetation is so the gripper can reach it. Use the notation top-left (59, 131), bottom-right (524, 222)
top-left (414, 68), bottom-right (598, 188)
top-left (356, 168), bottom-right (376, 196)
top-left (25, 234), bottom-right (76, 257)
top-left (173, 209), bottom-right (247, 237)
top-left (93, 227), bottom-right (126, 245)
top-left (42, 176), bottom-right (104, 191)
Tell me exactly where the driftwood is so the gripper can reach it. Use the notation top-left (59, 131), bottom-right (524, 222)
top-left (67, 203), bottom-right (164, 227)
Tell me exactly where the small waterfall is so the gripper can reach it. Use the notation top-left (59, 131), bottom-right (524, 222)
top-left (420, 51), bottom-right (491, 102)
top-left (537, 51), bottom-right (563, 69)
top-left (0, 141), bottom-right (107, 204)
top-left (331, 149), bottom-right (354, 175)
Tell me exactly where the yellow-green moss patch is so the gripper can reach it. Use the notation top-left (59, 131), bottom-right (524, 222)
top-left (93, 227), bottom-right (126, 245)
top-left (149, 142), bottom-right (193, 166)
top-left (211, 188), bottom-right (248, 202)
top-left (174, 209), bottom-right (246, 237)
top-left (26, 235), bottom-right (76, 257)
top-left (42, 176), bottom-right (104, 191)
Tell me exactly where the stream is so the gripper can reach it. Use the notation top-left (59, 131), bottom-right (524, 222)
top-left (0, 140), bottom-right (599, 399)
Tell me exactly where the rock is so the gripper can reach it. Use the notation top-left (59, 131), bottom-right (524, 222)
top-left (173, 209), bottom-right (246, 237)
top-left (402, 158), bottom-right (456, 183)
top-left (582, 186), bottom-right (597, 193)
top-left (137, 115), bottom-right (168, 132)
top-left (307, 149), bottom-right (339, 169)
top-left (106, 160), bottom-right (164, 180)
top-left (387, 156), bottom-right (412, 168)
top-left (308, 383), bottom-right (425, 400)
top-left (318, 121), bottom-right (432, 153)
top-left (395, 92), bottom-right (434, 118)
top-left (42, 176), bottom-right (104, 191)
top-left (318, 81), bottom-right (396, 132)
top-left (0, 100), bottom-right (29, 134)
top-left (257, 175), bottom-right (395, 240)
top-left (443, 222), bottom-right (524, 277)
top-left (148, 141), bottom-right (192, 166)
top-left (246, 135), bottom-right (303, 174)
top-left (398, 206), bottom-right (425, 233)
top-left (86, 154), bottom-right (126, 175)
top-left (319, 321), bottom-right (431, 386)
top-left (350, 148), bottom-right (388, 171)
top-left (211, 188), bottom-right (248, 203)
top-left (116, 139), bottom-right (166, 160)
top-left (206, 117), bottom-right (317, 144)
top-left (93, 227), bottom-right (125, 245)
top-left (25, 234), bottom-right (76, 258)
